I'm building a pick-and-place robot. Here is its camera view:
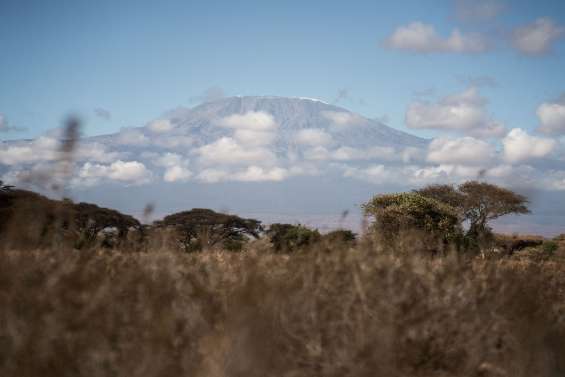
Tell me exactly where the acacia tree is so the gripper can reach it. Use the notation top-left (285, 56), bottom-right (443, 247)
top-left (458, 181), bottom-right (530, 238)
top-left (72, 202), bottom-right (141, 248)
top-left (416, 181), bottom-right (530, 244)
top-left (363, 192), bottom-right (462, 252)
top-left (414, 184), bottom-right (464, 211)
top-left (158, 208), bottom-right (262, 252)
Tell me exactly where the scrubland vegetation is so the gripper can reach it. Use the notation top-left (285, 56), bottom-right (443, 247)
top-left (2, 176), bottom-right (565, 377)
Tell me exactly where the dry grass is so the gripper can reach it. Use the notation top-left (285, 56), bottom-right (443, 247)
top-left (1, 244), bottom-right (564, 377)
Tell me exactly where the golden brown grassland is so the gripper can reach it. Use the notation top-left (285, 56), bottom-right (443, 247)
top-left (1, 240), bottom-right (565, 377)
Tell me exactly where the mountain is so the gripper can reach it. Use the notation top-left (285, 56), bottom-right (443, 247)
top-left (91, 96), bottom-right (426, 152)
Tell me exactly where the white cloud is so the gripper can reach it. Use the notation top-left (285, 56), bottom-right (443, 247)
top-left (406, 87), bottom-right (506, 137)
top-left (512, 18), bottom-right (564, 55)
top-left (233, 129), bottom-right (276, 146)
top-left (164, 166), bottom-right (192, 183)
top-left (196, 137), bottom-right (275, 165)
top-left (384, 22), bottom-right (488, 53)
top-left (427, 136), bottom-right (496, 165)
top-left (232, 166), bottom-right (289, 182)
top-left (0, 137), bottom-right (58, 165)
top-left (75, 160), bottom-right (152, 186)
top-left (195, 166), bottom-right (290, 183)
top-left (294, 128), bottom-right (333, 146)
top-left (413, 164), bottom-right (484, 181)
top-left (154, 135), bottom-right (194, 149)
top-left (116, 128), bottom-right (149, 146)
top-left (217, 111), bottom-right (278, 147)
top-left (76, 142), bottom-right (124, 163)
top-left (332, 146), bottom-right (396, 161)
top-left (153, 152), bottom-right (184, 168)
top-left (537, 97), bottom-right (565, 134)
top-left (401, 147), bottom-right (426, 163)
top-left (502, 128), bottom-right (556, 163)
top-left (218, 111), bottom-right (277, 131)
top-left (196, 168), bottom-right (230, 183)
top-left (153, 152), bottom-right (192, 183)
top-left (454, 0), bottom-right (505, 22)
top-left (321, 111), bottom-right (363, 129)
top-left (303, 146), bottom-right (331, 161)
top-left (342, 163), bottom-right (486, 186)
top-left (147, 119), bottom-right (174, 134)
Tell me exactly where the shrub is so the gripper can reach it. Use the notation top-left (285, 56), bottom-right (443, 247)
top-left (542, 240), bottom-right (559, 254)
top-left (321, 229), bottom-right (356, 245)
top-left (267, 223), bottom-right (321, 253)
top-left (363, 192), bottom-right (462, 253)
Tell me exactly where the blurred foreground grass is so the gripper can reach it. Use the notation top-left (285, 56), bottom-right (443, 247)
top-left (1, 243), bottom-right (564, 377)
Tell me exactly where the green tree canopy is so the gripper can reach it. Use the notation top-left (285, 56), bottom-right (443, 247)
top-left (416, 181), bottom-right (530, 243)
top-left (363, 192), bottom-right (462, 251)
top-left (158, 208), bottom-right (262, 252)
top-left (266, 223), bottom-right (321, 253)
top-left (72, 202), bottom-right (141, 248)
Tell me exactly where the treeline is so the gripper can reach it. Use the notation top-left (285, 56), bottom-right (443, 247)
top-left (0, 179), bottom-right (554, 255)
top-left (0, 180), bottom-right (355, 253)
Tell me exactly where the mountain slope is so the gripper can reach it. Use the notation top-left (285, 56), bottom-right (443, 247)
top-left (91, 96), bottom-right (426, 152)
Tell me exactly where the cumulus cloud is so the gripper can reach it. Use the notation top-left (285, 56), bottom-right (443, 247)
top-left (232, 166), bottom-right (289, 182)
top-left (294, 128), bottom-right (333, 146)
top-left (163, 166), bottom-right (192, 182)
top-left (0, 137), bottom-right (58, 165)
top-left (233, 129), bottom-right (276, 146)
top-left (115, 128), bottom-right (149, 146)
top-left (196, 137), bottom-right (275, 165)
top-left (303, 146), bottom-right (331, 161)
top-left (427, 136), bottom-right (496, 165)
top-left (153, 152), bottom-right (192, 183)
top-left (384, 22), bottom-right (488, 53)
top-left (406, 87), bottom-right (506, 137)
top-left (218, 111), bottom-right (277, 131)
top-left (332, 146), bottom-right (397, 161)
top-left (512, 18), bottom-right (564, 55)
top-left (93, 108), bottom-right (111, 121)
top-left (217, 111), bottom-right (278, 147)
top-left (153, 134), bottom-right (193, 149)
top-left (502, 128), bottom-right (556, 163)
top-left (343, 164), bottom-right (391, 183)
top-left (454, 0), bottom-right (505, 22)
top-left (537, 95), bottom-right (565, 134)
top-left (153, 152), bottom-right (186, 168)
top-left (321, 111), bottom-right (363, 130)
top-left (74, 160), bottom-right (152, 186)
top-left (343, 163), bottom-right (486, 187)
top-left (147, 119), bottom-right (174, 134)
top-left (196, 166), bottom-right (289, 183)
top-left (76, 142), bottom-right (124, 163)
top-left (196, 168), bottom-right (230, 183)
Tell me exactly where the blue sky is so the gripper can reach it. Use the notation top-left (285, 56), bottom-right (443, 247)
top-left (1, 0), bottom-right (565, 139)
